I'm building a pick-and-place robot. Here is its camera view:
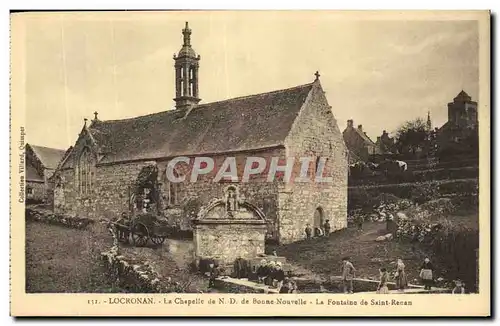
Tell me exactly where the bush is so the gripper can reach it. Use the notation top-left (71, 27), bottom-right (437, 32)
top-left (26, 208), bottom-right (95, 230)
top-left (419, 198), bottom-right (456, 216)
top-left (409, 182), bottom-right (440, 204)
top-left (394, 204), bottom-right (479, 292)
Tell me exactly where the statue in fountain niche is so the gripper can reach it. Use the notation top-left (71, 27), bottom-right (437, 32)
top-left (224, 186), bottom-right (249, 218)
top-left (226, 187), bottom-right (238, 217)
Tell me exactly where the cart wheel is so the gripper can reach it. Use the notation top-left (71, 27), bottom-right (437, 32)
top-left (132, 223), bottom-right (148, 247)
top-left (151, 236), bottom-right (166, 245)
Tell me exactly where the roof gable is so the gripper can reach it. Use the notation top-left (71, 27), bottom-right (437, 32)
top-left (26, 161), bottom-right (44, 182)
top-left (343, 127), bottom-right (376, 146)
top-left (28, 144), bottom-right (67, 170)
top-left (355, 129), bottom-right (376, 146)
top-left (85, 82), bottom-right (314, 164)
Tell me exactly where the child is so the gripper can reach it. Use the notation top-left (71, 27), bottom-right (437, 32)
top-left (377, 268), bottom-right (390, 294)
top-left (452, 280), bottom-right (466, 294)
top-left (273, 262), bottom-right (285, 291)
top-left (305, 223), bottom-right (312, 239)
top-left (256, 259), bottom-right (267, 284)
top-left (208, 263), bottom-right (220, 289)
top-left (324, 219), bottom-right (331, 235)
top-left (279, 278), bottom-right (292, 293)
top-left (341, 257), bottom-right (356, 294)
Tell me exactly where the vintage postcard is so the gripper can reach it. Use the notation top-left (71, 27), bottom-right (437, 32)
top-left (10, 10), bottom-right (490, 317)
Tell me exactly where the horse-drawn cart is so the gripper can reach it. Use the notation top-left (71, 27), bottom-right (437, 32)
top-left (112, 213), bottom-right (170, 247)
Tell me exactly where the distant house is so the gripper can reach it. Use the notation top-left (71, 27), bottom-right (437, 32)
top-left (436, 90), bottom-right (478, 156)
top-left (25, 144), bottom-right (67, 203)
top-left (343, 120), bottom-right (381, 162)
top-left (375, 130), bottom-right (396, 155)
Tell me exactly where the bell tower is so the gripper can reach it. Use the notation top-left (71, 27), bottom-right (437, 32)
top-left (173, 22), bottom-right (201, 110)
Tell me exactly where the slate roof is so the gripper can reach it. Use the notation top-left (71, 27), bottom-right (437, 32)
top-left (453, 90), bottom-right (471, 102)
top-left (65, 81), bottom-right (318, 166)
top-left (356, 130), bottom-right (376, 146)
top-left (29, 145), bottom-right (67, 170)
top-left (26, 162), bottom-right (44, 182)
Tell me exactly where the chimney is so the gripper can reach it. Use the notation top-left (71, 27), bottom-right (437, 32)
top-left (377, 136), bottom-right (381, 142)
top-left (347, 119), bottom-right (353, 128)
top-left (358, 124), bottom-right (363, 132)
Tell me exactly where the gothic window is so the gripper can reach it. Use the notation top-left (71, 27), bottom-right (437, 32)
top-left (164, 168), bottom-right (183, 207)
top-left (78, 147), bottom-right (93, 195)
top-left (315, 157), bottom-right (321, 175)
top-left (315, 157), bottom-right (329, 178)
top-left (26, 186), bottom-right (33, 196)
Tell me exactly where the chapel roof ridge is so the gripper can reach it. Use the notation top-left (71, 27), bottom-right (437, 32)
top-left (196, 81), bottom-right (316, 108)
top-left (93, 80), bottom-right (316, 124)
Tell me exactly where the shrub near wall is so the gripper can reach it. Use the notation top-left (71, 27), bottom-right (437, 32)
top-left (395, 203), bottom-right (479, 293)
top-left (26, 207), bottom-right (95, 230)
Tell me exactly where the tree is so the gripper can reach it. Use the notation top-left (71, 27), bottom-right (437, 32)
top-left (395, 118), bottom-right (430, 156)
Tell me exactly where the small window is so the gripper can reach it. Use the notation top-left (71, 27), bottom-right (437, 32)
top-left (26, 186), bottom-right (33, 195)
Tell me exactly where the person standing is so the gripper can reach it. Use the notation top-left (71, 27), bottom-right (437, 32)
top-left (305, 223), bottom-right (312, 240)
top-left (341, 257), bottom-right (356, 294)
top-left (420, 257), bottom-right (434, 290)
top-left (377, 268), bottom-right (390, 294)
top-left (324, 219), bottom-right (331, 236)
top-left (356, 215), bottom-right (364, 231)
top-left (395, 258), bottom-right (408, 292)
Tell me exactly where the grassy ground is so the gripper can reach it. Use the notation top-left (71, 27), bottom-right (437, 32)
top-left (25, 221), bottom-right (125, 293)
top-left (25, 220), bottom-right (208, 293)
top-left (268, 222), bottom-right (447, 284)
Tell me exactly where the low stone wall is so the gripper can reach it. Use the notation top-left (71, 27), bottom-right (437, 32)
top-left (25, 207), bottom-right (95, 230)
top-left (100, 226), bottom-right (197, 293)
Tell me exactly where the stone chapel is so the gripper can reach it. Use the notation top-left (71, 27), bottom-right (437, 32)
top-left (53, 22), bottom-right (348, 244)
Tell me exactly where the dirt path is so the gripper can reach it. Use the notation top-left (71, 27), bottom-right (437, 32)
top-left (271, 222), bottom-right (438, 284)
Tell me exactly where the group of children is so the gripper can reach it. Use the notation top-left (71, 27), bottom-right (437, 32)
top-left (256, 259), bottom-right (297, 293)
top-left (305, 219), bottom-right (332, 239)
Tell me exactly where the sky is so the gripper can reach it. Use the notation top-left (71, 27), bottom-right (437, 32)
top-left (15, 11), bottom-right (480, 150)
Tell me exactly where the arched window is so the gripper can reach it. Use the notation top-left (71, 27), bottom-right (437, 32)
top-left (315, 157), bottom-right (329, 177)
top-left (164, 168), bottom-right (183, 207)
top-left (78, 147), bottom-right (93, 195)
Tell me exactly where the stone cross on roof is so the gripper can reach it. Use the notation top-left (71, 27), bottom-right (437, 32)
top-left (314, 71), bottom-right (321, 81)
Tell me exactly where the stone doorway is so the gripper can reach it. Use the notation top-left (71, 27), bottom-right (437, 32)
top-left (313, 207), bottom-right (324, 229)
